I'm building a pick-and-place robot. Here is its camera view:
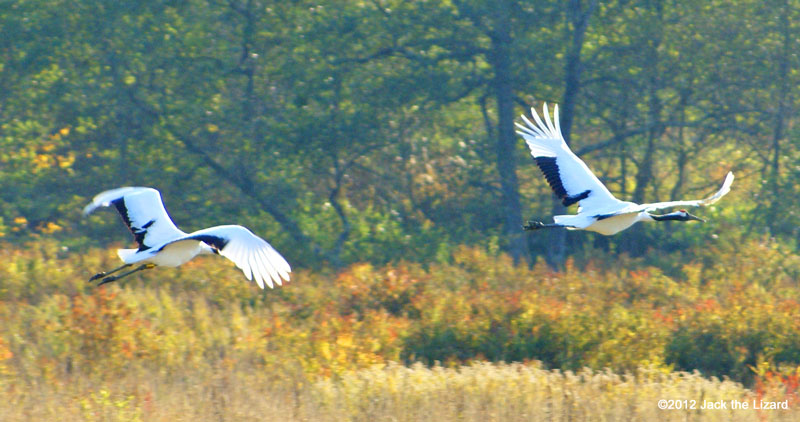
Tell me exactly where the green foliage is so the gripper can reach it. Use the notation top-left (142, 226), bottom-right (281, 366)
top-left (401, 251), bottom-right (675, 371)
top-left (0, 0), bottom-right (797, 267)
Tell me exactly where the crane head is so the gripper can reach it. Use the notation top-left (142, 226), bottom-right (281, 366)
top-left (678, 209), bottom-right (705, 222)
top-left (650, 210), bottom-right (705, 223)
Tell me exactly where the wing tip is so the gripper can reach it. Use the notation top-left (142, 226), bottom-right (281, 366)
top-left (82, 203), bottom-right (98, 216)
top-left (725, 171), bottom-right (735, 186)
top-left (517, 102), bottom-right (564, 142)
top-left (82, 186), bottom-right (157, 216)
top-left (264, 259), bottom-right (291, 289)
top-left (217, 227), bottom-right (291, 290)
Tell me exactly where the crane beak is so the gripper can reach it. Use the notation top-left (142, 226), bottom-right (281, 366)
top-left (687, 212), bottom-right (705, 222)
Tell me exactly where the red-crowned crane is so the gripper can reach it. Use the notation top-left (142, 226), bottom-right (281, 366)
top-left (516, 103), bottom-right (734, 235)
top-left (84, 187), bottom-right (291, 288)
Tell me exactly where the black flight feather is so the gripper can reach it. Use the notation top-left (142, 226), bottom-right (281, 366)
top-left (186, 234), bottom-right (229, 253)
top-left (534, 157), bottom-right (590, 207)
top-left (112, 198), bottom-right (154, 251)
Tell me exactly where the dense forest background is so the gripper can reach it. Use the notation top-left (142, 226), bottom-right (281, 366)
top-left (2, 0), bottom-right (797, 269)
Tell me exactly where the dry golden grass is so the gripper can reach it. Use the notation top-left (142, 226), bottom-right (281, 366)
top-left (2, 361), bottom-right (799, 421)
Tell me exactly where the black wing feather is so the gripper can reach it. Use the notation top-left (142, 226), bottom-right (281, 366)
top-left (534, 157), bottom-right (590, 207)
top-left (186, 234), bottom-right (229, 252)
top-left (112, 198), bottom-right (155, 251)
top-left (535, 157), bottom-right (568, 199)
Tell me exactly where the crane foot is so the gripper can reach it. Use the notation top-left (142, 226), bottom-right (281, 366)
top-left (523, 221), bottom-right (545, 231)
top-left (89, 272), bottom-right (107, 282)
top-left (97, 276), bottom-right (119, 286)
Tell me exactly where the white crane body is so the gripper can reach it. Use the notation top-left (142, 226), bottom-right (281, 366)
top-left (116, 239), bottom-right (210, 267)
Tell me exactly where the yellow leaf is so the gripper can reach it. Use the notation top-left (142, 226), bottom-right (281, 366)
top-left (58, 153), bottom-right (75, 168)
top-left (319, 341), bottom-right (332, 361)
top-left (41, 222), bottom-right (62, 234)
top-left (336, 335), bottom-right (353, 349)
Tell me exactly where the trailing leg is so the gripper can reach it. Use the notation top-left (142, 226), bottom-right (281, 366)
top-left (523, 221), bottom-right (566, 231)
top-left (96, 263), bottom-right (156, 286)
top-left (89, 263), bottom-right (132, 282)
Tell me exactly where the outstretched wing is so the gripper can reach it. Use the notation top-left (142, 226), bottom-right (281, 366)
top-left (185, 225), bottom-right (291, 289)
top-left (516, 103), bottom-right (621, 212)
top-left (84, 187), bottom-right (186, 250)
top-left (629, 171), bottom-right (734, 213)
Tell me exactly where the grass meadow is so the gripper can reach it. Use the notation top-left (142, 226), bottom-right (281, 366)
top-left (5, 362), bottom-right (799, 421)
top-left (2, 238), bottom-right (799, 421)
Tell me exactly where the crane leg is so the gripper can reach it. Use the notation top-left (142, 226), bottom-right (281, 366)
top-left (89, 263), bottom-right (132, 282)
top-left (523, 221), bottom-right (567, 231)
top-left (96, 264), bottom-right (156, 286)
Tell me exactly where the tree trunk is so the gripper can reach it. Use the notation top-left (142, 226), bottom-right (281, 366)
top-left (768, 0), bottom-right (790, 232)
top-left (631, 1), bottom-right (664, 206)
top-left (544, 0), bottom-right (597, 270)
top-left (670, 90), bottom-right (692, 201)
top-left (489, 5), bottom-right (527, 264)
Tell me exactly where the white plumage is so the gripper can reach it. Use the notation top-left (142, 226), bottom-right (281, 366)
top-left (516, 103), bottom-right (734, 235)
top-left (84, 187), bottom-right (291, 289)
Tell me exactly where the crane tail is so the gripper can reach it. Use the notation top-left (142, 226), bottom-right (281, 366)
top-left (117, 249), bottom-right (142, 263)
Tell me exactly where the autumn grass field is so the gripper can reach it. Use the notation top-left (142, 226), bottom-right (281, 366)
top-left (5, 362), bottom-right (799, 421)
top-left (2, 238), bottom-right (800, 421)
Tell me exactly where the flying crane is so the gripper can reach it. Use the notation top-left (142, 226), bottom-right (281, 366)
top-left (516, 104), bottom-right (733, 235)
top-left (84, 187), bottom-right (291, 288)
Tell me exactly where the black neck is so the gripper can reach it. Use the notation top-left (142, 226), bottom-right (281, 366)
top-left (650, 213), bottom-right (684, 222)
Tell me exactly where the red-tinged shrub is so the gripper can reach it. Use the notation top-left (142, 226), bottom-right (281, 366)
top-left (666, 294), bottom-right (800, 385)
top-left (57, 289), bottom-right (163, 376)
top-left (753, 368), bottom-right (800, 411)
top-left (335, 263), bottom-right (427, 319)
top-left (0, 335), bottom-right (12, 376)
top-left (2, 238), bottom-right (800, 387)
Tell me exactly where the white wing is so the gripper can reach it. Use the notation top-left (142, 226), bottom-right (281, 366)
top-left (623, 171), bottom-right (734, 214)
top-left (185, 225), bottom-right (291, 289)
top-left (84, 187), bottom-right (186, 250)
top-left (516, 103), bottom-right (621, 212)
